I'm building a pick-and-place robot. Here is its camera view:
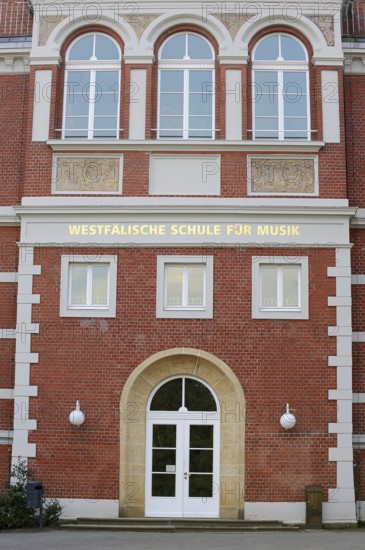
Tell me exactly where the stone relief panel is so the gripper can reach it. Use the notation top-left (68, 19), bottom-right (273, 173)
top-left (308, 16), bottom-right (335, 47)
top-left (248, 156), bottom-right (318, 195)
top-left (39, 16), bottom-right (66, 46)
top-left (213, 14), bottom-right (250, 40)
top-left (53, 155), bottom-right (122, 193)
top-left (124, 14), bottom-right (162, 40)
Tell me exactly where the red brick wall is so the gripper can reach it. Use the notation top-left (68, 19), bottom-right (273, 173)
top-left (28, 246), bottom-right (337, 502)
top-left (0, 75), bottom-right (28, 205)
top-left (0, 445), bottom-right (11, 490)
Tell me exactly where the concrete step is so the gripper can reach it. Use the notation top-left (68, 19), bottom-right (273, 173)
top-left (59, 518), bottom-right (301, 532)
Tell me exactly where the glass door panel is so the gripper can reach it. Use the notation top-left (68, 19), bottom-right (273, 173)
top-left (151, 425), bottom-right (176, 497)
top-left (188, 425), bottom-right (213, 499)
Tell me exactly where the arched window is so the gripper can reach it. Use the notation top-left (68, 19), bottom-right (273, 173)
top-left (63, 33), bottom-right (121, 139)
top-left (252, 34), bottom-right (310, 140)
top-left (158, 32), bottom-right (215, 139)
top-left (149, 377), bottom-right (217, 412)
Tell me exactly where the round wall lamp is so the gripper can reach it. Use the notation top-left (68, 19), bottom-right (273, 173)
top-left (69, 400), bottom-right (85, 427)
top-left (280, 403), bottom-right (296, 430)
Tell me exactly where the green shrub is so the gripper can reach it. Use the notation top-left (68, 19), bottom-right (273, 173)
top-left (0, 458), bottom-right (62, 530)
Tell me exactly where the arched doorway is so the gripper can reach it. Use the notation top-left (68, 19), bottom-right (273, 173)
top-left (119, 348), bottom-right (245, 519)
top-left (145, 376), bottom-right (220, 517)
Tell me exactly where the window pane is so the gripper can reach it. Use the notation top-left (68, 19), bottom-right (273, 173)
top-left (160, 94), bottom-right (184, 116)
top-left (161, 34), bottom-right (185, 59)
top-left (152, 474), bottom-right (175, 497)
top-left (189, 474), bottom-right (213, 498)
top-left (91, 265), bottom-right (108, 305)
top-left (95, 71), bottom-right (119, 93)
top-left (95, 34), bottom-right (120, 60)
top-left (281, 35), bottom-right (306, 61)
top-left (152, 449), bottom-right (176, 472)
top-left (150, 379), bottom-right (183, 411)
top-left (188, 34), bottom-right (213, 59)
top-left (94, 95), bottom-right (119, 117)
top-left (68, 35), bottom-right (94, 60)
top-left (254, 72), bottom-right (279, 91)
top-left (64, 117), bottom-right (88, 138)
top-left (284, 118), bottom-right (308, 139)
top-left (160, 71), bottom-right (184, 92)
top-left (66, 71), bottom-right (90, 89)
top-left (166, 266), bottom-right (183, 305)
top-left (189, 71), bottom-right (213, 93)
top-left (187, 266), bottom-right (205, 306)
top-left (282, 267), bottom-right (299, 307)
top-left (189, 117), bottom-right (212, 132)
top-left (70, 265), bottom-right (88, 305)
top-left (185, 378), bottom-right (216, 411)
top-left (93, 117), bottom-right (118, 138)
top-left (283, 72), bottom-right (307, 94)
top-left (255, 117), bottom-right (279, 133)
top-left (189, 94), bottom-right (212, 116)
top-left (255, 94), bottom-right (278, 117)
top-left (261, 267), bottom-right (277, 307)
top-left (254, 35), bottom-right (279, 60)
top-left (284, 95), bottom-right (307, 117)
top-left (190, 450), bottom-right (213, 473)
top-left (190, 425), bottom-right (214, 448)
top-left (153, 425), bottom-right (176, 448)
top-left (66, 94), bottom-right (89, 117)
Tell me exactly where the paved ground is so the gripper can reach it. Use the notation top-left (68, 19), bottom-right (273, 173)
top-left (0, 529), bottom-right (365, 550)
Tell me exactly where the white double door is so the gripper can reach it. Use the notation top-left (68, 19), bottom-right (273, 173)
top-left (145, 413), bottom-right (220, 518)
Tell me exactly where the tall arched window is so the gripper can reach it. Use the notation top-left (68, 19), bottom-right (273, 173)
top-left (63, 33), bottom-right (121, 139)
top-left (158, 32), bottom-right (215, 139)
top-left (252, 34), bottom-right (310, 140)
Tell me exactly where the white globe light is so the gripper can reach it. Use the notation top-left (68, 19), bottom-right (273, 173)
top-left (280, 404), bottom-right (296, 430)
top-left (69, 400), bottom-right (85, 427)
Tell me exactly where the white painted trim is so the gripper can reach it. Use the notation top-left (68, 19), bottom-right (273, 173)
top-left (58, 498), bottom-right (119, 519)
top-left (353, 435), bottom-right (365, 449)
top-left (353, 393), bottom-right (365, 403)
top-left (326, 246), bottom-right (356, 523)
top-left (0, 430), bottom-right (13, 444)
top-left (244, 502), bottom-right (305, 524)
top-left (351, 275), bottom-right (365, 285)
top-left (0, 389), bottom-right (13, 399)
top-left (0, 273), bottom-right (17, 282)
top-left (47, 139), bottom-right (325, 153)
top-left (11, 246), bottom-right (39, 467)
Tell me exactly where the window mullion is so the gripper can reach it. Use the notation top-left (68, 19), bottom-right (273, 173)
top-left (183, 70), bottom-right (189, 139)
top-left (182, 266), bottom-right (188, 306)
top-left (278, 71), bottom-right (284, 140)
top-left (89, 70), bottom-right (96, 139)
top-left (277, 267), bottom-right (283, 308)
top-left (86, 266), bottom-right (93, 306)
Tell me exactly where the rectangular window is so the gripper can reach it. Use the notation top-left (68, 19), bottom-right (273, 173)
top-left (260, 265), bottom-right (300, 309)
top-left (60, 255), bottom-right (117, 317)
top-left (157, 256), bottom-right (213, 319)
top-left (252, 256), bottom-right (308, 319)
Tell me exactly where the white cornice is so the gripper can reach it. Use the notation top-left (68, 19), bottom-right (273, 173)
top-left (15, 197), bottom-right (355, 218)
top-left (0, 207), bottom-right (20, 225)
top-left (47, 139), bottom-right (325, 153)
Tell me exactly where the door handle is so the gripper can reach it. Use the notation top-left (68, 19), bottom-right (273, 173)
top-left (184, 472), bottom-right (191, 479)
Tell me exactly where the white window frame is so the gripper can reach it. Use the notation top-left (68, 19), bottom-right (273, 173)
top-left (60, 255), bottom-right (117, 317)
top-left (157, 32), bottom-right (215, 140)
top-left (252, 33), bottom-right (310, 141)
top-left (62, 32), bottom-right (121, 140)
top-left (156, 256), bottom-right (213, 318)
top-left (252, 256), bottom-right (309, 319)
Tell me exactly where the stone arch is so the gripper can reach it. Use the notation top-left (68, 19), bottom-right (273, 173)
top-left (44, 12), bottom-right (138, 54)
top-left (139, 13), bottom-right (232, 54)
top-left (119, 348), bottom-right (246, 519)
top-left (234, 14), bottom-right (328, 58)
